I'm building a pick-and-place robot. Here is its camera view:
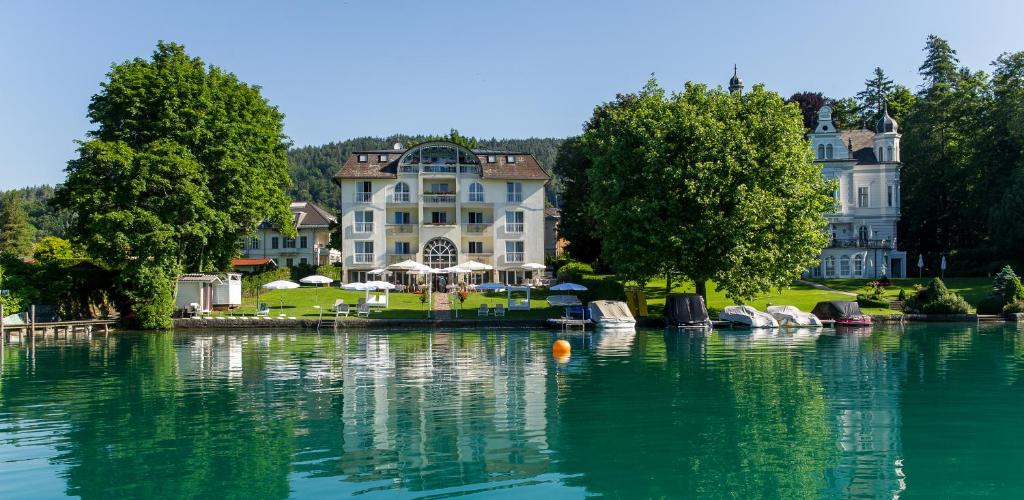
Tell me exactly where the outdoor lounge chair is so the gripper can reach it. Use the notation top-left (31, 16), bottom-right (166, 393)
top-left (256, 303), bottom-right (270, 317)
top-left (494, 303), bottom-right (505, 317)
top-left (356, 303), bottom-right (370, 317)
top-left (334, 303), bottom-right (350, 317)
top-left (477, 303), bottom-right (489, 317)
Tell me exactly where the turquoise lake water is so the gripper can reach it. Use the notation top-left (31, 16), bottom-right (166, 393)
top-left (1, 324), bottom-right (1023, 498)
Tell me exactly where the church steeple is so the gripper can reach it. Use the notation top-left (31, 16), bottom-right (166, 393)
top-left (728, 64), bottom-right (744, 94)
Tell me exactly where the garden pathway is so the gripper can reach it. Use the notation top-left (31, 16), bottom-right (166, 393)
top-left (797, 280), bottom-right (858, 296)
top-left (434, 293), bottom-right (452, 320)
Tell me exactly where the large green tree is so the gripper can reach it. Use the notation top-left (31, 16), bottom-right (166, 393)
top-left (986, 51), bottom-right (1024, 257)
top-left (552, 136), bottom-right (602, 263)
top-left (0, 191), bottom-right (37, 257)
top-left (856, 67), bottom-right (896, 120)
top-left (55, 41), bottom-right (294, 328)
top-left (582, 79), bottom-right (833, 301)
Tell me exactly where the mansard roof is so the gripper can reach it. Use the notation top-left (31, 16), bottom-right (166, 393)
top-left (333, 140), bottom-right (549, 181)
top-left (841, 129), bottom-right (879, 165)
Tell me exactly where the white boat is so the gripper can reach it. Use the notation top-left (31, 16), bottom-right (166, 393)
top-left (765, 305), bottom-right (823, 327)
top-left (587, 300), bottom-right (637, 329)
top-left (718, 305), bottom-right (779, 328)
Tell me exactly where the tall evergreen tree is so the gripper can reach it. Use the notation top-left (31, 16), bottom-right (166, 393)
top-left (0, 191), bottom-right (37, 257)
top-left (856, 67), bottom-right (895, 120)
top-left (986, 51), bottom-right (1024, 257)
top-left (919, 35), bottom-right (961, 91)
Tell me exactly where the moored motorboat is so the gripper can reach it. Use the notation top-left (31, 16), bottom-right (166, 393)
top-left (766, 305), bottom-right (823, 327)
top-left (588, 300), bottom-right (637, 329)
top-left (718, 305), bottom-right (779, 328)
top-left (810, 301), bottom-right (873, 326)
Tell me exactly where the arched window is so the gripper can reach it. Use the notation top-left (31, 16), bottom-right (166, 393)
top-left (825, 144), bottom-right (834, 159)
top-left (854, 255), bottom-right (864, 276)
top-left (423, 238), bottom-right (457, 269)
top-left (824, 256), bottom-right (836, 277)
top-left (817, 144), bottom-right (825, 160)
top-left (878, 147), bottom-right (883, 161)
top-left (468, 182), bottom-right (484, 202)
top-left (393, 182), bottom-right (410, 203)
top-left (840, 255), bottom-right (851, 276)
top-left (858, 226), bottom-right (869, 245)
top-left (887, 146), bottom-right (893, 162)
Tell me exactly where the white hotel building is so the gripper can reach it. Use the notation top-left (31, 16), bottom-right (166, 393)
top-left (808, 103), bottom-right (907, 278)
top-left (332, 141), bottom-right (550, 285)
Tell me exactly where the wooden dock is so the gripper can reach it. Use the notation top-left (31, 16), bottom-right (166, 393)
top-left (1, 304), bottom-right (116, 345)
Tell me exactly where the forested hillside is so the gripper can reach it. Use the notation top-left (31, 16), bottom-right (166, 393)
top-left (287, 134), bottom-right (564, 213)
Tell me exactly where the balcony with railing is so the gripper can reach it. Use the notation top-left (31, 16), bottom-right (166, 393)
top-left (354, 192), bottom-right (372, 203)
top-left (353, 222), bottom-right (374, 233)
top-left (386, 223), bottom-right (416, 236)
top-left (465, 253), bottom-right (493, 266)
top-left (422, 193), bottom-right (456, 204)
top-left (827, 238), bottom-right (894, 249)
top-left (353, 253), bottom-right (374, 264)
top-left (463, 222), bottom-right (493, 234)
top-left (460, 165), bottom-right (482, 175)
top-left (387, 253), bottom-right (414, 265)
top-left (506, 193), bottom-right (523, 203)
top-left (388, 193), bottom-right (413, 204)
top-left (504, 223), bottom-right (524, 234)
top-left (504, 252), bottom-right (525, 264)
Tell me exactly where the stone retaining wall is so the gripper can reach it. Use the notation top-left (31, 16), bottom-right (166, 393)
top-left (173, 318), bottom-right (549, 330)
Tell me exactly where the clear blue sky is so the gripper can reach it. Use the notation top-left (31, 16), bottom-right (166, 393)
top-left (2, 0), bottom-right (1022, 189)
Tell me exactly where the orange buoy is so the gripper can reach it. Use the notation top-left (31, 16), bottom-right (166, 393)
top-left (553, 354), bottom-right (571, 364)
top-left (552, 339), bottom-right (571, 357)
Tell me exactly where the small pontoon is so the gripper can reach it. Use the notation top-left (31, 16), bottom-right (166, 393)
top-left (766, 305), bottom-right (823, 327)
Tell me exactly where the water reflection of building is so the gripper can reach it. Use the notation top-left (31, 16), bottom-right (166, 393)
top-left (817, 332), bottom-right (907, 498)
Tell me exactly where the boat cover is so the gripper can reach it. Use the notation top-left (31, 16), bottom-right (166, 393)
top-left (664, 294), bottom-right (710, 326)
top-left (588, 300), bottom-right (636, 325)
top-left (811, 301), bottom-right (864, 319)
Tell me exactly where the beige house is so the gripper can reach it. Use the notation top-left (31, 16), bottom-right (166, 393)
top-left (240, 201), bottom-right (340, 268)
top-left (332, 141), bottom-right (550, 285)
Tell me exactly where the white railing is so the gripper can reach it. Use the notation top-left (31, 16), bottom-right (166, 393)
top-left (505, 223), bottom-right (524, 233)
top-left (468, 194), bottom-right (485, 203)
top-left (389, 193), bottom-right (411, 203)
top-left (354, 253), bottom-right (373, 264)
top-left (423, 194), bottom-right (456, 204)
top-left (354, 192), bottom-right (372, 203)
top-left (507, 193), bottom-right (522, 203)
top-left (505, 253), bottom-right (525, 263)
top-left (354, 222), bottom-right (374, 233)
top-left (387, 253), bottom-right (413, 264)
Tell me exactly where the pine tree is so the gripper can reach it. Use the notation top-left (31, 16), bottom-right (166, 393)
top-left (0, 192), bottom-right (37, 257)
top-left (856, 67), bottom-right (895, 121)
top-left (919, 34), bottom-right (960, 92)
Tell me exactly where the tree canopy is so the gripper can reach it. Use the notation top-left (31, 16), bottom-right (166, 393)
top-left (581, 79), bottom-right (833, 301)
top-left (0, 191), bottom-right (37, 257)
top-left (55, 41), bottom-right (294, 328)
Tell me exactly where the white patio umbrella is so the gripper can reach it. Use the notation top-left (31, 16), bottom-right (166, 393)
top-left (476, 282), bottom-right (506, 291)
top-left (299, 274), bottom-right (333, 304)
top-left (917, 254), bottom-right (924, 277)
top-left (389, 259), bottom-right (421, 270)
top-left (299, 275), bottom-right (333, 285)
top-left (368, 268), bottom-right (392, 276)
top-left (440, 266), bottom-right (470, 274)
top-left (521, 263), bottom-right (546, 271)
top-left (941, 254), bottom-right (947, 278)
top-left (550, 282), bottom-right (588, 292)
top-left (364, 281), bottom-right (396, 290)
top-left (262, 280), bottom-right (299, 312)
top-left (461, 260), bottom-right (493, 271)
top-left (342, 282), bottom-right (372, 291)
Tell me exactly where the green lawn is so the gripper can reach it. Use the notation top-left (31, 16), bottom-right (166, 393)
top-left (633, 277), bottom-right (856, 317)
top-left (210, 276), bottom-right (995, 322)
top-left (214, 286), bottom-right (564, 320)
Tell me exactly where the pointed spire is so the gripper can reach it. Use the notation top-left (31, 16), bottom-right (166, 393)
top-left (728, 64), bottom-right (744, 94)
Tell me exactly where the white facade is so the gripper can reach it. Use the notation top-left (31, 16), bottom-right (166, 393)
top-left (808, 105), bottom-right (907, 278)
top-left (240, 201), bottom-right (339, 268)
top-left (335, 142), bottom-right (549, 284)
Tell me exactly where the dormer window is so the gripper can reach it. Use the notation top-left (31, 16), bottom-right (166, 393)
top-left (378, 154), bottom-right (388, 162)
top-left (487, 155), bottom-right (497, 163)
top-left (358, 154), bottom-right (368, 162)
top-left (506, 155), bottom-right (516, 163)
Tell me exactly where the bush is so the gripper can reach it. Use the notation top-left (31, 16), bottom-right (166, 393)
top-left (243, 268), bottom-right (291, 297)
top-left (579, 276), bottom-right (625, 303)
top-left (1003, 301), bottom-right (1024, 314)
top-left (856, 295), bottom-right (889, 309)
top-left (557, 261), bottom-right (594, 282)
top-left (905, 278), bottom-right (971, 314)
top-left (897, 289), bottom-right (907, 301)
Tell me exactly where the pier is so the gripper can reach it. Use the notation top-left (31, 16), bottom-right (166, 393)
top-left (1, 304), bottom-right (116, 345)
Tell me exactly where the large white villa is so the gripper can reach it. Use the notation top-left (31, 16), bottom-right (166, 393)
top-left (238, 201), bottom-right (340, 269)
top-left (332, 141), bottom-right (550, 285)
top-left (807, 103), bottom-right (907, 278)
